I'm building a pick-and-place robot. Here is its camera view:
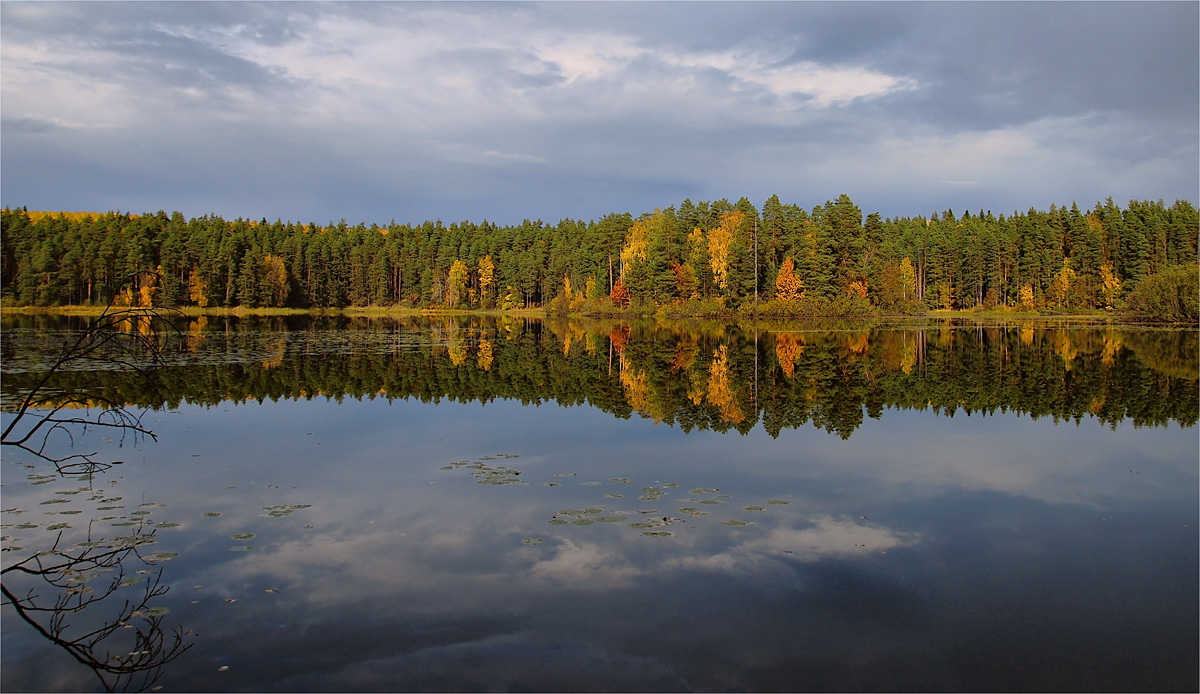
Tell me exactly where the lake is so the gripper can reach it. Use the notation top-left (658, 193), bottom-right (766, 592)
top-left (2, 314), bottom-right (1197, 692)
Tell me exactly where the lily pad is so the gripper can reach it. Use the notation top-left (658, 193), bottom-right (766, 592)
top-left (642, 531), bottom-right (674, 537)
top-left (146, 552), bottom-right (178, 562)
top-left (767, 500), bottom-right (790, 505)
top-left (202, 512), bottom-right (222, 518)
top-left (722, 519), bottom-right (750, 526)
top-left (745, 506), bottom-right (766, 511)
top-left (231, 533), bottom-right (256, 541)
top-left (521, 537), bottom-right (545, 546)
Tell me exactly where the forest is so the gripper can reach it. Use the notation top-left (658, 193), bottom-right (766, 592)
top-left (1, 195), bottom-right (1196, 317)
top-left (2, 315), bottom-right (1195, 439)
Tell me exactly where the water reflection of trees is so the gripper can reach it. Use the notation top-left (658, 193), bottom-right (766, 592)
top-left (2, 315), bottom-right (1196, 439)
top-left (2, 531), bottom-right (192, 692)
top-left (2, 306), bottom-right (193, 692)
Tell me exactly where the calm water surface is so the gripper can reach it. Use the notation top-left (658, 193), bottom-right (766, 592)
top-left (2, 316), bottom-right (1196, 692)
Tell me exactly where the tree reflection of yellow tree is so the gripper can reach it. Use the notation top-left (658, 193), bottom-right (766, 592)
top-left (707, 345), bottom-right (745, 424)
top-left (775, 333), bottom-right (805, 378)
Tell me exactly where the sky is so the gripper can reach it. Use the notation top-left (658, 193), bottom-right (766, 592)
top-left (1, 1), bottom-right (1197, 227)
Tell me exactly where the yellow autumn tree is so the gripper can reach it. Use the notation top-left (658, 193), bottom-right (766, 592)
top-left (1052, 261), bottom-right (1076, 309)
top-left (447, 259), bottom-right (468, 308)
top-left (708, 210), bottom-right (744, 291)
top-left (262, 254), bottom-right (289, 307)
top-left (899, 257), bottom-right (916, 301)
top-left (775, 257), bottom-right (805, 301)
top-left (1018, 284), bottom-right (1036, 310)
top-left (619, 217), bottom-right (650, 280)
top-left (1099, 263), bottom-right (1121, 310)
top-left (478, 254), bottom-right (495, 308)
top-left (188, 269), bottom-right (209, 307)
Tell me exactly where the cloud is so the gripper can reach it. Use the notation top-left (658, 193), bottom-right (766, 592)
top-left (1, 2), bottom-right (1195, 224)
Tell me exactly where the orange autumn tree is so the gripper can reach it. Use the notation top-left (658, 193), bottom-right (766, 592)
top-left (775, 257), bottom-right (805, 300)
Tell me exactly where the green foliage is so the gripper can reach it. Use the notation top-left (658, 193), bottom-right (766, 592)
top-left (1123, 264), bottom-right (1199, 323)
top-left (2, 197), bottom-right (1195, 321)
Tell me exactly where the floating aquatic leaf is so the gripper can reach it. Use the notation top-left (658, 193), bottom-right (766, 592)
top-left (130, 510), bottom-right (152, 516)
top-left (661, 482), bottom-right (680, 488)
top-left (558, 509), bottom-right (587, 516)
top-left (46, 523), bottom-right (71, 531)
top-left (146, 552), bottom-right (178, 561)
top-left (58, 510), bottom-right (83, 515)
top-left (571, 519), bottom-right (596, 526)
top-left (604, 493), bottom-right (624, 499)
top-left (542, 482), bottom-right (560, 487)
top-left (690, 488), bottom-right (719, 495)
top-left (111, 521), bottom-right (138, 527)
top-left (202, 512), bottom-right (222, 518)
top-left (699, 500), bottom-right (722, 505)
top-left (156, 522), bottom-right (181, 529)
top-left (677, 507), bottom-right (700, 514)
top-left (642, 531), bottom-right (674, 537)
top-left (637, 509), bottom-right (659, 514)
top-left (597, 516), bottom-right (624, 523)
top-left (629, 521), bottom-right (661, 529)
top-left (230, 545), bottom-right (256, 551)
top-left (547, 519), bottom-right (568, 525)
top-left (722, 520), bottom-right (750, 526)
top-left (120, 577), bottom-right (144, 587)
top-left (553, 473), bottom-right (577, 477)
top-left (232, 533), bottom-right (255, 541)
top-left (440, 465), bottom-right (455, 470)
top-left (581, 481), bottom-right (602, 486)
top-left (715, 494), bottom-right (731, 499)
top-left (521, 537), bottom-right (545, 546)
top-left (264, 588), bottom-right (281, 594)
top-left (767, 500), bottom-right (790, 505)
top-left (15, 523), bottom-right (39, 530)
top-left (610, 478), bottom-right (631, 484)
top-left (97, 506), bottom-right (123, 511)
top-left (745, 506), bottom-right (766, 511)
top-left (262, 503), bottom-right (312, 518)
top-left (140, 503), bottom-right (167, 508)
top-left (218, 665), bottom-right (229, 672)
top-left (584, 507), bottom-right (604, 515)
top-left (39, 498), bottom-right (70, 505)
top-left (146, 607), bottom-right (169, 616)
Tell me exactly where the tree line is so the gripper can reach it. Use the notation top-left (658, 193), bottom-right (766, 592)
top-left (1, 195), bottom-right (1196, 315)
top-left (3, 315), bottom-right (1195, 439)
